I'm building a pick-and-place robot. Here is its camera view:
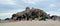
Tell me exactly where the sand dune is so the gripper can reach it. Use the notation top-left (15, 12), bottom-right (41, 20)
top-left (0, 20), bottom-right (60, 26)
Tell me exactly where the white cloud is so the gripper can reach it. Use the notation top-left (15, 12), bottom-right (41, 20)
top-left (22, 0), bottom-right (50, 4)
top-left (49, 4), bottom-right (56, 7)
top-left (0, 13), bottom-right (13, 16)
top-left (7, 0), bottom-right (16, 5)
top-left (22, 0), bottom-right (41, 4)
top-left (0, 0), bottom-right (16, 5)
top-left (0, 13), bottom-right (13, 19)
top-left (46, 11), bottom-right (60, 16)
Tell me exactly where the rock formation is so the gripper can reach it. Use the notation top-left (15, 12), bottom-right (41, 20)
top-left (11, 7), bottom-right (48, 21)
top-left (5, 18), bottom-right (10, 20)
top-left (50, 15), bottom-right (60, 21)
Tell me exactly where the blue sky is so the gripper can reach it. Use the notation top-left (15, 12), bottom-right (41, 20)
top-left (0, 0), bottom-right (60, 19)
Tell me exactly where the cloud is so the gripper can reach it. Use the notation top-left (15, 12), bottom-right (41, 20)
top-left (0, 0), bottom-right (16, 5)
top-left (6, 0), bottom-right (16, 5)
top-left (0, 13), bottom-right (13, 19)
top-left (49, 4), bottom-right (56, 7)
top-left (22, 0), bottom-right (51, 4)
top-left (22, 0), bottom-right (41, 4)
top-left (46, 11), bottom-right (60, 16)
top-left (0, 13), bottom-right (13, 16)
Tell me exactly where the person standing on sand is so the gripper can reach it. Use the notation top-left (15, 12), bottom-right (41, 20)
top-left (44, 16), bottom-right (48, 21)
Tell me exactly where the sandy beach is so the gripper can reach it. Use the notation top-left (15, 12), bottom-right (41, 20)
top-left (0, 20), bottom-right (60, 26)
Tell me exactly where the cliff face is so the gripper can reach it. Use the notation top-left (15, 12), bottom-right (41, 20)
top-left (11, 7), bottom-right (48, 21)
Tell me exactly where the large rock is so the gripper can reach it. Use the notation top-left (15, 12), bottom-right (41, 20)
top-left (50, 15), bottom-right (60, 21)
top-left (11, 7), bottom-right (48, 21)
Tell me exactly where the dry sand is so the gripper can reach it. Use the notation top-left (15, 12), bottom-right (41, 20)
top-left (0, 20), bottom-right (60, 26)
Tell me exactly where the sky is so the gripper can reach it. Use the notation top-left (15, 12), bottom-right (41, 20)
top-left (0, 0), bottom-right (60, 19)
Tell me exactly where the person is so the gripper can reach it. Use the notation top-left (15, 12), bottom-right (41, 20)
top-left (44, 16), bottom-right (48, 21)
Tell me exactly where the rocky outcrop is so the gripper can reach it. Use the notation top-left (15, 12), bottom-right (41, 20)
top-left (50, 15), bottom-right (60, 21)
top-left (11, 7), bottom-right (48, 21)
top-left (5, 18), bottom-right (10, 20)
